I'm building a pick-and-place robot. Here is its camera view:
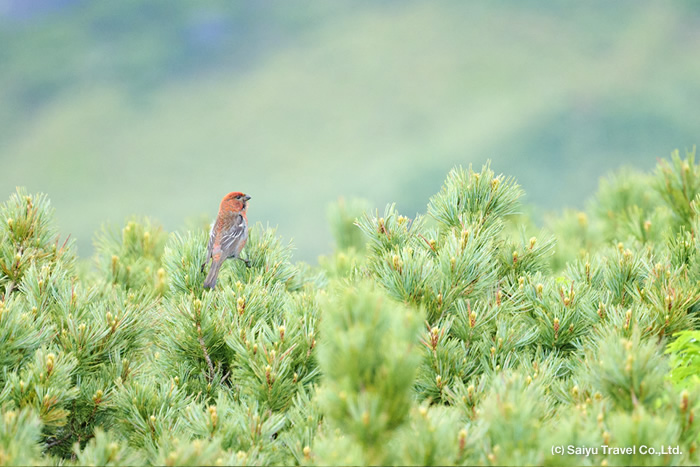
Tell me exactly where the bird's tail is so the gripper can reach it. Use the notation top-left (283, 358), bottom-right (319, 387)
top-left (203, 258), bottom-right (223, 289)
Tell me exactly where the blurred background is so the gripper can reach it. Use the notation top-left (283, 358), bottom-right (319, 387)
top-left (2, 0), bottom-right (699, 261)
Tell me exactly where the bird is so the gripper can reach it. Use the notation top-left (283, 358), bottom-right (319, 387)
top-left (202, 192), bottom-right (251, 289)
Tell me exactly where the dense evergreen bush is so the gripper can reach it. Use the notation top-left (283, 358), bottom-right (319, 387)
top-left (1, 150), bottom-right (699, 465)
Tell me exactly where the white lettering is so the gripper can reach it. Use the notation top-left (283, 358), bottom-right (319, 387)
top-left (567, 446), bottom-right (598, 456)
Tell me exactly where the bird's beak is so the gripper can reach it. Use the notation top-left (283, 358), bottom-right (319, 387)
top-left (243, 195), bottom-right (251, 201)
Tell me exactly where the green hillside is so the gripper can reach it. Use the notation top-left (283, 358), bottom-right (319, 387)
top-left (2, 1), bottom-right (699, 260)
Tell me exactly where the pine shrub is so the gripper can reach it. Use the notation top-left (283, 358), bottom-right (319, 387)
top-left (1, 150), bottom-right (699, 465)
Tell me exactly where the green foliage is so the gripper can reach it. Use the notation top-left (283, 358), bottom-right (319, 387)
top-left (319, 198), bottom-right (370, 281)
top-left (0, 188), bottom-right (74, 299)
top-left (178, 394), bottom-right (288, 463)
top-left (427, 163), bottom-right (523, 232)
top-left (314, 282), bottom-right (421, 465)
top-left (546, 209), bottom-right (598, 272)
top-left (0, 294), bottom-right (48, 378)
top-left (3, 150), bottom-right (700, 465)
top-left (227, 223), bottom-right (302, 291)
top-left (665, 330), bottom-right (700, 390)
top-left (223, 288), bottom-right (321, 411)
top-left (605, 408), bottom-right (683, 466)
top-left (159, 228), bottom-right (319, 412)
top-left (94, 217), bottom-right (168, 293)
top-left (71, 429), bottom-right (139, 466)
top-left (390, 404), bottom-right (465, 466)
top-left (318, 247), bottom-right (364, 281)
top-left (3, 347), bottom-right (79, 431)
top-left (111, 376), bottom-right (191, 452)
top-left (581, 326), bottom-right (668, 411)
top-left (593, 168), bottom-right (668, 244)
top-left (328, 197), bottom-right (371, 251)
top-left (0, 407), bottom-right (43, 466)
top-left (477, 371), bottom-right (553, 465)
top-left (654, 148), bottom-right (700, 230)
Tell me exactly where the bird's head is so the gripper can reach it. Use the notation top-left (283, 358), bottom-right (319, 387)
top-left (221, 191), bottom-right (251, 211)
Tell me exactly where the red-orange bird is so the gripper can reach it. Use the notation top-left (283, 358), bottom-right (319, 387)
top-left (202, 192), bottom-right (251, 289)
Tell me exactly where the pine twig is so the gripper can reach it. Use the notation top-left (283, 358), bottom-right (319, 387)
top-left (45, 430), bottom-right (72, 449)
top-left (4, 280), bottom-right (15, 300)
top-left (197, 324), bottom-right (215, 383)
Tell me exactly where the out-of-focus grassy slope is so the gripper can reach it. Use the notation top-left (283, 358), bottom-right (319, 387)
top-left (1, 1), bottom-right (699, 260)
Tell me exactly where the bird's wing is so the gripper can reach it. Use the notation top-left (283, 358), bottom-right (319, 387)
top-left (219, 213), bottom-right (248, 258)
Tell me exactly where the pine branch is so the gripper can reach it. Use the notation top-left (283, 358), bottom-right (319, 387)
top-left (45, 431), bottom-right (73, 449)
top-left (4, 279), bottom-right (15, 299)
top-left (197, 324), bottom-right (215, 383)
